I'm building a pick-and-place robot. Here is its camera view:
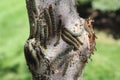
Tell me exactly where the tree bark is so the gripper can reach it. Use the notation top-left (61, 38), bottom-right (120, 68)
top-left (24, 0), bottom-right (96, 80)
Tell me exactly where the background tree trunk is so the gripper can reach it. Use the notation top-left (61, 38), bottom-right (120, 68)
top-left (24, 0), bottom-right (96, 80)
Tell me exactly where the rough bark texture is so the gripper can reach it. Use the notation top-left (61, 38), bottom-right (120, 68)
top-left (24, 0), bottom-right (96, 80)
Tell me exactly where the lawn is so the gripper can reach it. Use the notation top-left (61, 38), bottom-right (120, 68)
top-left (0, 0), bottom-right (120, 80)
top-left (84, 32), bottom-right (120, 80)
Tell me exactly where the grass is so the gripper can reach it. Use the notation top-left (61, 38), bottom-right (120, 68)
top-left (0, 0), bottom-right (120, 80)
top-left (0, 0), bottom-right (31, 80)
top-left (84, 32), bottom-right (120, 80)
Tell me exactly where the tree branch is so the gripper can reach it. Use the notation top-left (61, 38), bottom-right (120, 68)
top-left (24, 0), bottom-right (96, 80)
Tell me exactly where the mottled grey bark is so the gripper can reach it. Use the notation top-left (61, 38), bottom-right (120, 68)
top-left (24, 0), bottom-right (96, 80)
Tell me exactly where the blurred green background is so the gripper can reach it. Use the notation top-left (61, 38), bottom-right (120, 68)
top-left (0, 0), bottom-right (120, 80)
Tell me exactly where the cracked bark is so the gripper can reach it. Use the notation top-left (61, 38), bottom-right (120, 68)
top-left (24, 0), bottom-right (96, 80)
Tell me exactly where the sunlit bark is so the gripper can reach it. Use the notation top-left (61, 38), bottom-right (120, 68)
top-left (24, 0), bottom-right (96, 80)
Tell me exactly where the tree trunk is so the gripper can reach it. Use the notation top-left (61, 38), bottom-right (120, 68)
top-left (24, 0), bottom-right (96, 80)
